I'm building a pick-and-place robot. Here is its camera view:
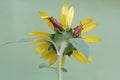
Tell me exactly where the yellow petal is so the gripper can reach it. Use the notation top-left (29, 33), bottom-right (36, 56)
top-left (81, 18), bottom-right (93, 25)
top-left (39, 11), bottom-right (51, 19)
top-left (40, 50), bottom-right (49, 59)
top-left (35, 42), bottom-right (50, 54)
top-left (67, 6), bottom-right (74, 28)
top-left (44, 19), bottom-right (55, 30)
top-left (72, 51), bottom-right (87, 64)
top-left (61, 55), bottom-right (66, 66)
top-left (61, 3), bottom-right (68, 15)
top-left (83, 36), bottom-right (101, 42)
top-left (88, 56), bottom-right (93, 63)
top-left (60, 2), bottom-right (68, 29)
top-left (39, 12), bottom-right (54, 30)
top-left (29, 31), bottom-right (50, 39)
top-left (28, 40), bottom-right (45, 45)
top-left (81, 22), bottom-right (98, 34)
top-left (35, 44), bottom-right (43, 53)
top-left (41, 51), bottom-right (55, 60)
top-left (29, 31), bottom-right (49, 35)
top-left (49, 54), bottom-right (58, 66)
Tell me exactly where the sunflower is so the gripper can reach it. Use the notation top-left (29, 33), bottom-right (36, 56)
top-left (29, 3), bottom-right (101, 66)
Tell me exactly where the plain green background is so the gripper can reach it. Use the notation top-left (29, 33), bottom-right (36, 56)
top-left (0, 0), bottom-right (120, 80)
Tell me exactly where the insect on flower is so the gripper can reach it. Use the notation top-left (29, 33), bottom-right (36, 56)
top-left (49, 17), bottom-right (64, 31)
top-left (73, 23), bottom-right (84, 37)
top-left (29, 2), bottom-right (101, 67)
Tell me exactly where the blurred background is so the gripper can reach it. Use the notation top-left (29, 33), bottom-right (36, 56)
top-left (0, 0), bottom-right (120, 80)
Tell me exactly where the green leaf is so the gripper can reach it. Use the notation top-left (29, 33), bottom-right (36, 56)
top-left (48, 44), bottom-right (56, 51)
top-left (1, 37), bottom-right (37, 46)
top-left (66, 51), bottom-right (72, 57)
top-left (69, 38), bottom-right (89, 58)
top-left (39, 63), bottom-right (55, 69)
top-left (63, 43), bottom-right (75, 56)
top-left (61, 67), bottom-right (68, 72)
top-left (39, 63), bottom-right (50, 68)
top-left (49, 34), bottom-right (55, 39)
top-left (62, 29), bottom-right (73, 39)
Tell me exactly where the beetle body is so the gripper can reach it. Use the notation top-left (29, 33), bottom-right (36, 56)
top-left (49, 17), bottom-right (63, 31)
top-left (73, 24), bottom-right (83, 37)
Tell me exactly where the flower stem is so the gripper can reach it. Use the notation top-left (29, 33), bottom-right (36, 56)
top-left (57, 42), bottom-right (67, 80)
top-left (57, 53), bottom-right (62, 80)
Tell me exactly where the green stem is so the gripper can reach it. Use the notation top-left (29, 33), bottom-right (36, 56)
top-left (57, 53), bottom-right (62, 80)
top-left (37, 38), bottom-right (67, 80)
top-left (57, 42), bottom-right (67, 80)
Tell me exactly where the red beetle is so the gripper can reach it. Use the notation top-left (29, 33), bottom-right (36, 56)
top-left (73, 24), bottom-right (83, 37)
top-left (49, 17), bottom-right (63, 31)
